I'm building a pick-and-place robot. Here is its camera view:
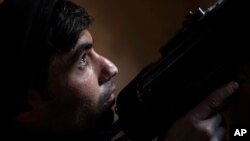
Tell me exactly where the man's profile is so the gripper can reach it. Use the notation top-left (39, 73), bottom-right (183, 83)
top-left (0, 0), bottom-right (248, 141)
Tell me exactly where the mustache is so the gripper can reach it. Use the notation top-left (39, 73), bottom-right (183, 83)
top-left (101, 80), bottom-right (116, 102)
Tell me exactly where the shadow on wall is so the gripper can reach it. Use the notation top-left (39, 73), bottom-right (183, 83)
top-left (72, 0), bottom-right (216, 93)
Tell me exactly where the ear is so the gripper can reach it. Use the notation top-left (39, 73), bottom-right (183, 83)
top-left (16, 89), bottom-right (45, 127)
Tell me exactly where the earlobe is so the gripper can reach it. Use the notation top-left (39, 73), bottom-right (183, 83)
top-left (16, 89), bottom-right (44, 127)
top-left (26, 89), bottom-right (43, 109)
top-left (16, 110), bottom-right (34, 127)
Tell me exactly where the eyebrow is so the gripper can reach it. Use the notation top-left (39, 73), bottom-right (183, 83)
top-left (71, 43), bottom-right (93, 65)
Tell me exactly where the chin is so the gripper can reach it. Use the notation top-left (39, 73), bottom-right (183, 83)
top-left (96, 109), bottom-right (114, 129)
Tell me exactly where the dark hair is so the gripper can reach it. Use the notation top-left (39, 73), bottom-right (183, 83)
top-left (48, 0), bottom-right (91, 53)
top-left (32, 0), bottom-right (92, 91)
top-left (0, 0), bottom-right (91, 121)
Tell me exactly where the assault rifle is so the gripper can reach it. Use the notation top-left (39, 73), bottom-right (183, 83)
top-left (116, 0), bottom-right (249, 140)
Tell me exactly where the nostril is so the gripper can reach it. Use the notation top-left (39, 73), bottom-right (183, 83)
top-left (99, 74), bottom-right (112, 85)
top-left (99, 65), bottom-right (118, 85)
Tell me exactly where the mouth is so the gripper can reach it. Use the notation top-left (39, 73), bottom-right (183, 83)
top-left (104, 92), bottom-right (116, 107)
top-left (103, 81), bottom-right (116, 107)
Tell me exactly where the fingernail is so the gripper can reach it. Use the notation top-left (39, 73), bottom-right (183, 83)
top-left (231, 81), bottom-right (239, 90)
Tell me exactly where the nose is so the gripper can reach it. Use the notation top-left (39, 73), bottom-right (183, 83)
top-left (98, 56), bottom-right (118, 85)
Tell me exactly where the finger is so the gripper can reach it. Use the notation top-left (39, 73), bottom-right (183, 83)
top-left (210, 127), bottom-right (225, 141)
top-left (197, 113), bottom-right (222, 136)
top-left (189, 81), bottom-right (239, 120)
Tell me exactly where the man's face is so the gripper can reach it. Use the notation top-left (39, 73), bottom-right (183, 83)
top-left (44, 30), bottom-right (118, 132)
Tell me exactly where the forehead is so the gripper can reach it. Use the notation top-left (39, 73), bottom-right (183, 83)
top-left (75, 30), bottom-right (93, 46)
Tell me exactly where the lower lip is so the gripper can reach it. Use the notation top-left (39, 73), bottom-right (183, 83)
top-left (104, 93), bottom-right (116, 107)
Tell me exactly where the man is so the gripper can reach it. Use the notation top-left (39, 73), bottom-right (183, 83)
top-left (0, 0), bottom-right (243, 140)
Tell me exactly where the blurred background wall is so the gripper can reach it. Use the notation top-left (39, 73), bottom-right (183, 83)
top-left (71, 0), bottom-right (216, 94)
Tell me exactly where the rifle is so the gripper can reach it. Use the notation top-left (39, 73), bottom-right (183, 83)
top-left (116, 0), bottom-right (249, 140)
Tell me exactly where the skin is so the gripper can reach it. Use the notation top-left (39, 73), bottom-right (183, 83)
top-left (17, 30), bottom-right (118, 133)
top-left (1, 0), bottom-right (247, 139)
top-left (17, 28), bottom-right (244, 141)
top-left (163, 62), bottom-right (250, 141)
top-left (163, 82), bottom-right (239, 141)
top-left (222, 63), bottom-right (250, 140)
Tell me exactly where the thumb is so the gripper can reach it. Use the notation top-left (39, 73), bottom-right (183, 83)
top-left (188, 81), bottom-right (239, 120)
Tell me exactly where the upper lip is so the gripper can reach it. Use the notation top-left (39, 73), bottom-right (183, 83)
top-left (103, 81), bottom-right (116, 102)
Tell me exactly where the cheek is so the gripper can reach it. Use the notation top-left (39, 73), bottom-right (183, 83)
top-left (67, 69), bottom-right (101, 107)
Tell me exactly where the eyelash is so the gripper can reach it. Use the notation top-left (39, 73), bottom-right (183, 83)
top-left (79, 56), bottom-right (88, 69)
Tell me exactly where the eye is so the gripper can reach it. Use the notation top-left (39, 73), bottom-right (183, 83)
top-left (79, 57), bottom-right (88, 69)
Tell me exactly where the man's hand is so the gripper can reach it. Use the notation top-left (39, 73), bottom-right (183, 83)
top-left (163, 81), bottom-right (239, 141)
